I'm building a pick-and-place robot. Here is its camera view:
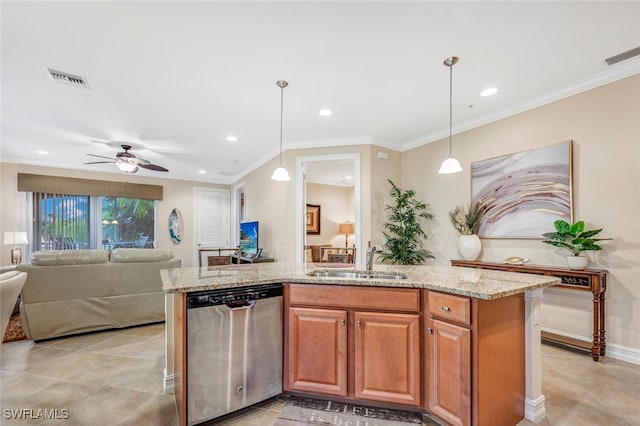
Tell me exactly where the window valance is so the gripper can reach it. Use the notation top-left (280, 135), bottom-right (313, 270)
top-left (17, 173), bottom-right (163, 200)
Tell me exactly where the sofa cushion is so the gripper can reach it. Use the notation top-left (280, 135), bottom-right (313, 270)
top-left (110, 248), bottom-right (174, 263)
top-left (31, 250), bottom-right (110, 266)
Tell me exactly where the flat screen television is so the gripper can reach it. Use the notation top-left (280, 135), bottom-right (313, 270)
top-left (239, 221), bottom-right (259, 256)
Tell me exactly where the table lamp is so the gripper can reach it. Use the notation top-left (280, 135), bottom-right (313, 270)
top-left (4, 230), bottom-right (28, 265)
top-left (338, 223), bottom-right (354, 248)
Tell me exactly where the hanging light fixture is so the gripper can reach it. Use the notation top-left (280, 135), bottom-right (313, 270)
top-left (271, 80), bottom-right (291, 181)
top-left (438, 56), bottom-right (463, 174)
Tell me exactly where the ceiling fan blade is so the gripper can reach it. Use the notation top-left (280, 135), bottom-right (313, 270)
top-left (139, 163), bottom-right (169, 172)
top-left (86, 153), bottom-right (115, 160)
top-left (85, 161), bottom-right (116, 164)
top-left (130, 157), bottom-right (151, 165)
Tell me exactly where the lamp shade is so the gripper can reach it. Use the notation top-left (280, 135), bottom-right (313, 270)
top-left (4, 231), bottom-right (28, 245)
top-left (116, 162), bottom-right (138, 173)
top-left (338, 223), bottom-right (354, 235)
top-left (438, 156), bottom-right (463, 174)
top-left (271, 166), bottom-right (290, 181)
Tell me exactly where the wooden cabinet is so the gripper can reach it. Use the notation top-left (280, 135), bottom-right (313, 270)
top-left (424, 290), bottom-right (526, 426)
top-left (284, 284), bottom-right (421, 407)
top-left (354, 311), bottom-right (421, 406)
top-left (426, 317), bottom-right (471, 426)
top-left (287, 307), bottom-right (348, 396)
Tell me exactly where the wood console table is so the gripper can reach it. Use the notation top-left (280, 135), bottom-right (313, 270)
top-left (451, 259), bottom-right (607, 361)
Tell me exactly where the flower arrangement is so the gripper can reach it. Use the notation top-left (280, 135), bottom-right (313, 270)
top-left (449, 202), bottom-right (484, 235)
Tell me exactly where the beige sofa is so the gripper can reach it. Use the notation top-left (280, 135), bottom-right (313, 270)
top-left (17, 248), bottom-right (181, 340)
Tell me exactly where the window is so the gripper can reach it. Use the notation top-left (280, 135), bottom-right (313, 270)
top-left (33, 193), bottom-right (155, 250)
top-left (33, 193), bottom-right (90, 250)
top-left (101, 197), bottom-right (155, 249)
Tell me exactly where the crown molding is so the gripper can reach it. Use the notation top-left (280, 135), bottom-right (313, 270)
top-left (400, 58), bottom-right (640, 152)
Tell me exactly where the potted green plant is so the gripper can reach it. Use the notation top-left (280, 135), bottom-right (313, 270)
top-left (449, 202), bottom-right (484, 261)
top-left (541, 219), bottom-right (611, 270)
top-left (379, 179), bottom-right (435, 265)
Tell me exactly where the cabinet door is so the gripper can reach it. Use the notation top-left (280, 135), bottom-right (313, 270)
top-left (354, 311), bottom-right (421, 406)
top-left (426, 318), bottom-right (471, 426)
top-left (287, 307), bottom-right (348, 396)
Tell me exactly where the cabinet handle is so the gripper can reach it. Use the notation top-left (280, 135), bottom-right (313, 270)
top-left (356, 320), bottom-right (361, 327)
top-left (340, 319), bottom-right (345, 327)
top-left (441, 306), bottom-right (450, 312)
top-left (427, 327), bottom-right (433, 334)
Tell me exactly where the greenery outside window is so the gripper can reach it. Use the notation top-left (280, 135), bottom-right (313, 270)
top-left (101, 197), bottom-right (155, 249)
top-left (33, 193), bottom-right (155, 250)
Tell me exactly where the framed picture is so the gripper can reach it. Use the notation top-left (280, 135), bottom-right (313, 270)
top-left (306, 204), bottom-right (321, 235)
top-left (471, 140), bottom-right (573, 238)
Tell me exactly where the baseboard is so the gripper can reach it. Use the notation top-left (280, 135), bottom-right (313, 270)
top-left (164, 371), bottom-right (175, 395)
top-left (542, 327), bottom-right (640, 365)
top-left (605, 342), bottom-right (640, 365)
top-left (524, 395), bottom-right (546, 423)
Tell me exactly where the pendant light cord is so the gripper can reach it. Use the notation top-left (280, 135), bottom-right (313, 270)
top-left (448, 62), bottom-right (453, 157)
top-left (279, 85), bottom-right (284, 165)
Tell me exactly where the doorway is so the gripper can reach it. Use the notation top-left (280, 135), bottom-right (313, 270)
top-left (295, 153), bottom-right (361, 265)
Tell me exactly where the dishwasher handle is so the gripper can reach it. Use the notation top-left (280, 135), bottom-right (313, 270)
top-left (226, 300), bottom-right (256, 310)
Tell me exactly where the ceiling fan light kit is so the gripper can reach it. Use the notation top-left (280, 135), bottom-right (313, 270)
top-left (439, 56), bottom-right (463, 175)
top-left (271, 80), bottom-right (290, 182)
top-left (85, 144), bottom-right (168, 174)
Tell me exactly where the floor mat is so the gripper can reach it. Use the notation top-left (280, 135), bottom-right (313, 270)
top-left (275, 397), bottom-right (439, 426)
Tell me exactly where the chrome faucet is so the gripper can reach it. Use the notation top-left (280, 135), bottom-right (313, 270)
top-left (365, 241), bottom-right (381, 271)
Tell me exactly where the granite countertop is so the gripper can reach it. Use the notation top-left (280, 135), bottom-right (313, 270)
top-left (161, 262), bottom-right (560, 300)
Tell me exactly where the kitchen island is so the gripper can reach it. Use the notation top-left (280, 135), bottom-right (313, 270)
top-left (162, 263), bottom-right (559, 426)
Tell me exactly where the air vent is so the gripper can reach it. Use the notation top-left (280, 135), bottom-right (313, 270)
top-left (605, 46), bottom-right (640, 66)
top-left (44, 68), bottom-right (90, 89)
top-left (219, 171), bottom-right (235, 176)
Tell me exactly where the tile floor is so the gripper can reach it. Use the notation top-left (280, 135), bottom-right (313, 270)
top-left (1, 324), bottom-right (638, 425)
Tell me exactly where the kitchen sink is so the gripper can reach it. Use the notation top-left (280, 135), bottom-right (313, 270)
top-left (308, 270), bottom-right (407, 280)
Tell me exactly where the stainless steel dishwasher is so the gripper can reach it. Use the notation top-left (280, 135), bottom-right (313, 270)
top-left (186, 283), bottom-right (283, 425)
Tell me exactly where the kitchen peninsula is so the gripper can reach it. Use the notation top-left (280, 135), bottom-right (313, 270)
top-left (162, 263), bottom-right (560, 426)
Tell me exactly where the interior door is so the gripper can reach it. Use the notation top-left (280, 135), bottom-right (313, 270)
top-left (195, 188), bottom-right (230, 251)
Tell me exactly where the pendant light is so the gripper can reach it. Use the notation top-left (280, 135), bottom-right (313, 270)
top-left (438, 56), bottom-right (463, 174)
top-left (271, 80), bottom-right (291, 181)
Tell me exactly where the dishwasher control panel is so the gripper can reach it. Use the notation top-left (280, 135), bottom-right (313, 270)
top-left (187, 284), bottom-right (283, 309)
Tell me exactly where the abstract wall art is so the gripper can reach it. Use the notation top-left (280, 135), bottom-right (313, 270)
top-left (471, 141), bottom-right (573, 238)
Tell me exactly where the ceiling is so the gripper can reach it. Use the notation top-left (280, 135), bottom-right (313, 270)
top-left (2, 1), bottom-right (639, 184)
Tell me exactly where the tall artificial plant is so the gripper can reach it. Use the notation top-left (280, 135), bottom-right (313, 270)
top-left (379, 179), bottom-right (435, 265)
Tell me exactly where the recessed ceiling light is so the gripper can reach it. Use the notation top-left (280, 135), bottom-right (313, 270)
top-left (343, 175), bottom-right (352, 180)
top-left (319, 108), bottom-right (332, 116)
top-left (480, 87), bottom-right (498, 97)
top-left (198, 170), bottom-right (207, 174)
top-left (226, 135), bottom-right (238, 142)
top-left (36, 150), bottom-right (48, 155)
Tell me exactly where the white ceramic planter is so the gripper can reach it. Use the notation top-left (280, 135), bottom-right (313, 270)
top-left (566, 256), bottom-right (588, 270)
top-left (458, 234), bottom-right (482, 261)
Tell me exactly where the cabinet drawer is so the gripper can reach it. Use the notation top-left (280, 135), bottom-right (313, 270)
top-left (426, 291), bottom-right (471, 325)
top-left (288, 284), bottom-right (420, 312)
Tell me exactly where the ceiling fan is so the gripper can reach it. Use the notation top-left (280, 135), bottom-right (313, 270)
top-left (85, 144), bottom-right (169, 173)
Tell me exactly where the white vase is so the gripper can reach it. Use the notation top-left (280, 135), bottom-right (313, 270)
top-left (458, 234), bottom-right (482, 261)
top-left (567, 256), bottom-right (588, 270)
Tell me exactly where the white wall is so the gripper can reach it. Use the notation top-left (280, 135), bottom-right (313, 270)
top-left (400, 74), bottom-right (640, 356)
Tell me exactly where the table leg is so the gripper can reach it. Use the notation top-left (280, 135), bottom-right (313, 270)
top-left (592, 290), bottom-right (600, 361)
top-left (600, 290), bottom-right (606, 356)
